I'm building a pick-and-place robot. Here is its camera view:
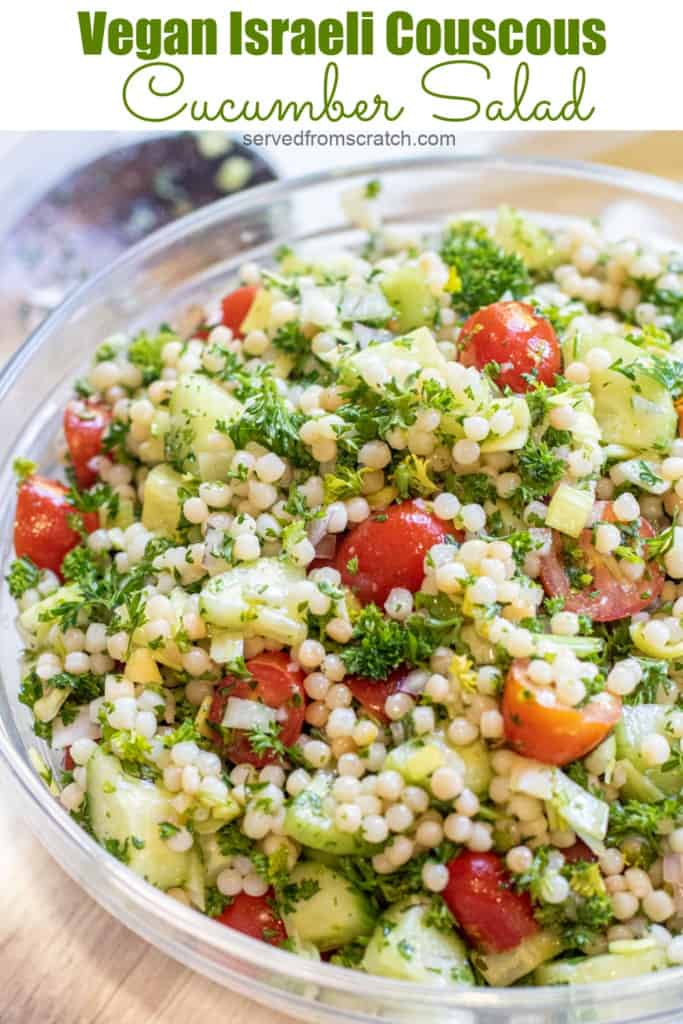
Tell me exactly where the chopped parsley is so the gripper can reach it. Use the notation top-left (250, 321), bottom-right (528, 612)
top-left (440, 221), bottom-right (530, 316)
top-left (6, 556), bottom-right (40, 598)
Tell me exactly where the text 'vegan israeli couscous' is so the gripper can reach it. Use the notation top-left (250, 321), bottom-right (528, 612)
top-left (10, 183), bottom-right (683, 986)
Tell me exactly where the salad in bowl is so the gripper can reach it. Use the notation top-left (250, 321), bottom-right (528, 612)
top-left (9, 181), bottom-right (683, 989)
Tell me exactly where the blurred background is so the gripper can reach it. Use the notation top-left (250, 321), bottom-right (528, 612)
top-left (0, 130), bottom-right (680, 361)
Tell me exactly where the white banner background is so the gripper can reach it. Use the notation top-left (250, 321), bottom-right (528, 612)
top-left (0, 0), bottom-right (681, 131)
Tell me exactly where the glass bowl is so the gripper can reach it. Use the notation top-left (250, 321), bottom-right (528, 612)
top-left (1, 155), bottom-right (683, 1024)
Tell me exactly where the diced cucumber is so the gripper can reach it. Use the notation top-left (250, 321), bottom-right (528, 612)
top-left (615, 704), bottom-right (683, 796)
top-left (545, 483), bottom-right (594, 538)
top-left (479, 397), bottom-right (530, 453)
top-left (168, 372), bottom-right (242, 480)
top-left (384, 735), bottom-right (455, 786)
top-left (534, 941), bottom-right (667, 985)
top-left (87, 748), bottom-right (191, 889)
top-left (141, 463), bottom-right (185, 537)
top-left (615, 704), bottom-right (669, 771)
top-left (616, 704), bottom-right (668, 758)
top-left (200, 557), bottom-right (307, 646)
top-left (18, 584), bottom-right (81, 649)
top-left (362, 899), bottom-right (474, 985)
top-left (384, 733), bottom-right (491, 796)
top-left (474, 930), bottom-right (562, 987)
top-left (545, 769), bottom-right (608, 852)
top-left (34, 687), bottom-right (69, 724)
top-left (530, 633), bottom-right (604, 659)
top-left (457, 740), bottom-right (493, 796)
top-left (186, 849), bottom-right (206, 911)
top-left (495, 206), bottom-right (557, 272)
top-left (631, 618), bottom-right (683, 661)
top-left (284, 772), bottom-right (373, 855)
top-left (198, 831), bottom-right (237, 883)
top-left (380, 266), bottom-right (438, 333)
top-left (282, 861), bottom-right (375, 952)
top-left (99, 497), bottom-right (135, 530)
top-left (613, 459), bottom-right (669, 496)
top-left (562, 334), bottom-right (676, 452)
top-left (347, 327), bottom-right (448, 386)
top-left (619, 759), bottom-right (666, 802)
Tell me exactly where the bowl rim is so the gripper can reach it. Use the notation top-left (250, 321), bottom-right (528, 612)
top-left (2, 151), bottom-right (683, 1013)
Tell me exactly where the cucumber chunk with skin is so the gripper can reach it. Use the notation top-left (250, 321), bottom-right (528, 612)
top-left (562, 334), bottom-right (676, 452)
top-left (87, 748), bottom-right (191, 889)
top-left (615, 704), bottom-right (683, 796)
top-left (168, 372), bottom-right (242, 480)
top-left (380, 266), bottom-right (438, 333)
top-left (474, 930), bottom-right (562, 987)
top-left (619, 759), bottom-right (666, 802)
top-left (495, 206), bottom-right (558, 272)
top-left (284, 772), bottom-right (374, 855)
top-left (530, 633), bottom-right (604, 659)
top-left (282, 861), bottom-right (375, 951)
top-left (534, 940), bottom-right (667, 985)
top-left (362, 899), bottom-right (474, 984)
top-left (141, 463), bottom-right (185, 537)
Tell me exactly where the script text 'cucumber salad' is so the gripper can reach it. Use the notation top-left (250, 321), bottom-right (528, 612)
top-left (10, 183), bottom-right (683, 987)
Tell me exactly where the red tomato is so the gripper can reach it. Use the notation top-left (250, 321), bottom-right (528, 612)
top-left (333, 499), bottom-right (457, 607)
top-left (562, 840), bottom-right (597, 864)
top-left (539, 501), bottom-right (664, 623)
top-left (443, 850), bottom-right (538, 954)
top-left (216, 890), bottom-right (287, 946)
top-left (63, 400), bottom-right (112, 489)
top-left (502, 660), bottom-right (622, 767)
top-left (221, 285), bottom-right (259, 338)
top-left (14, 476), bottom-right (98, 575)
top-left (347, 667), bottom-right (414, 722)
top-left (208, 651), bottom-right (306, 767)
top-left (459, 301), bottom-right (561, 392)
top-left (63, 747), bottom-right (75, 772)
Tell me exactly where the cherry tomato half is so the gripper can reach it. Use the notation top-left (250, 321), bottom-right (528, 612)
top-left (443, 850), bottom-right (538, 954)
top-left (333, 499), bottom-right (457, 607)
top-left (221, 285), bottom-right (259, 339)
top-left (459, 301), bottom-right (561, 393)
top-left (14, 475), bottom-right (98, 575)
top-left (539, 501), bottom-right (664, 623)
top-left (208, 651), bottom-right (306, 767)
top-left (216, 890), bottom-right (287, 946)
top-left (502, 659), bottom-right (622, 767)
top-left (347, 667), bottom-right (413, 722)
top-left (63, 400), bottom-right (112, 489)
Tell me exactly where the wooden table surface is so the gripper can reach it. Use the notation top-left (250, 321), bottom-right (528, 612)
top-left (1, 132), bottom-right (681, 1024)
